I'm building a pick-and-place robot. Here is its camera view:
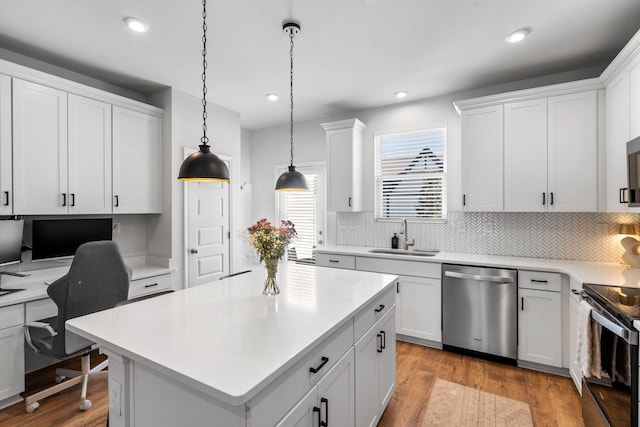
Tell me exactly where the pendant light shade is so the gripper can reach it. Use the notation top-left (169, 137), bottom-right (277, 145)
top-left (178, 0), bottom-right (229, 183)
top-left (178, 144), bottom-right (229, 182)
top-left (275, 22), bottom-right (308, 192)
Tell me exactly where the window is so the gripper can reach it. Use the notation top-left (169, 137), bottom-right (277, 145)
top-left (375, 128), bottom-right (447, 220)
top-left (277, 164), bottom-right (325, 263)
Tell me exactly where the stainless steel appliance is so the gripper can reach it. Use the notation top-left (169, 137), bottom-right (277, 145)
top-left (626, 136), bottom-right (640, 206)
top-left (582, 284), bottom-right (639, 427)
top-left (442, 264), bottom-right (518, 362)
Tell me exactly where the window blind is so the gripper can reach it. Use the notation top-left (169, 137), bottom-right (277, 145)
top-left (375, 128), bottom-right (447, 220)
top-left (279, 174), bottom-right (318, 263)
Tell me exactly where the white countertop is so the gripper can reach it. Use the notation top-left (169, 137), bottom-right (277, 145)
top-left (0, 264), bottom-right (174, 308)
top-left (66, 264), bottom-right (397, 406)
top-left (317, 245), bottom-right (640, 288)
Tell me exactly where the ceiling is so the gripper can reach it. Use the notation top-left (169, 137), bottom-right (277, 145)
top-left (1, 0), bottom-right (640, 130)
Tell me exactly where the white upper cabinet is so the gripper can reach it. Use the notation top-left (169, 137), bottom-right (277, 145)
top-left (0, 75), bottom-right (11, 215)
top-left (629, 55), bottom-right (640, 140)
top-left (322, 119), bottom-right (365, 212)
top-left (547, 91), bottom-right (597, 212)
top-left (461, 105), bottom-right (503, 211)
top-left (112, 106), bottom-right (162, 214)
top-left (456, 80), bottom-right (601, 213)
top-left (504, 99), bottom-right (548, 212)
top-left (68, 94), bottom-right (112, 214)
top-left (12, 79), bottom-right (68, 215)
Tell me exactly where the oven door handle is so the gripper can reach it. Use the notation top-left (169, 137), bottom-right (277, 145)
top-left (591, 310), bottom-right (639, 345)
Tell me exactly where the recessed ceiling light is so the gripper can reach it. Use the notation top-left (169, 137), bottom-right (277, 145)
top-left (395, 91), bottom-right (408, 99)
top-left (124, 17), bottom-right (149, 33)
top-left (506, 28), bottom-right (530, 44)
top-left (266, 93), bottom-right (279, 101)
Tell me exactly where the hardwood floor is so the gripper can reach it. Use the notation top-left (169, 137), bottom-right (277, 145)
top-left (379, 341), bottom-right (584, 427)
top-left (0, 342), bottom-right (583, 426)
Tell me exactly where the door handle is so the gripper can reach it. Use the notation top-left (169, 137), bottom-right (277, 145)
top-left (377, 333), bottom-right (383, 353)
top-left (70, 193), bottom-right (75, 207)
top-left (114, 195), bottom-right (119, 207)
top-left (374, 304), bottom-right (385, 313)
top-left (313, 407), bottom-right (321, 426)
top-left (380, 330), bottom-right (386, 349)
top-left (542, 192), bottom-right (545, 205)
top-left (521, 297), bottom-right (524, 311)
top-left (396, 281), bottom-right (400, 293)
top-left (550, 192), bottom-right (554, 205)
top-left (62, 193), bottom-right (67, 207)
top-left (190, 248), bottom-right (198, 254)
top-left (3, 191), bottom-right (8, 206)
top-left (444, 271), bottom-right (514, 283)
top-left (348, 196), bottom-right (352, 207)
top-left (320, 397), bottom-right (328, 427)
top-left (463, 194), bottom-right (466, 206)
top-left (309, 356), bottom-right (329, 374)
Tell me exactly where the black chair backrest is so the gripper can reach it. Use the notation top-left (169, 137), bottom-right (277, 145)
top-left (47, 241), bottom-right (130, 355)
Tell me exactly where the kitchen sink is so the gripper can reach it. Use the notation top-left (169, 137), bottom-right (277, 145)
top-left (368, 248), bottom-right (439, 257)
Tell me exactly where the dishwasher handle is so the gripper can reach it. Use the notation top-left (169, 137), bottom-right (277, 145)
top-left (444, 270), bottom-right (515, 283)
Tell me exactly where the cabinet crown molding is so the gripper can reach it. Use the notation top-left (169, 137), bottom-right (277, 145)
top-left (321, 118), bottom-right (366, 132)
top-left (600, 28), bottom-right (640, 85)
top-left (453, 78), bottom-right (603, 112)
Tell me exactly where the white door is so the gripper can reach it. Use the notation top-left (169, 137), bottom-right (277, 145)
top-left (317, 348), bottom-right (355, 427)
top-left (396, 276), bottom-right (441, 342)
top-left (460, 105), bottom-right (504, 211)
top-left (547, 91), bottom-right (597, 212)
top-left (354, 323), bottom-right (380, 427)
top-left (0, 75), bottom-right (11, 215)
top-left (276, 164), bottom-right (325, 263)
top-left (12, 78), bottom-right (68, 215)
top-left (517, 288), bottom-right (562, 367)
top-left (377, 308), bottom-right (396, 412)
top-left (504, 98), bottom-right (548, 212)
top-left (186, 153), bottom-right (230, 287)
top-left (606, 72), bottom-right (632, 212)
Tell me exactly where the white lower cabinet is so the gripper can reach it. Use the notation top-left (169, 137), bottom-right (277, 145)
top-left (355, 307), bottom-right (396, 427)
top-left (568, 280), bottom-right (582, 393)
top-left (396, 275), bottom-right (441, 342)
top-left (277, 348), bottom-right (355, 427)
top-left (518, 287), bottom-right (562, 367)
top-left (0, 304), bottom-right (25, 402)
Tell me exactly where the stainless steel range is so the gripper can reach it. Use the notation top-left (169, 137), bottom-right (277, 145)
top-left (582, 283), bottom-right (640, 427)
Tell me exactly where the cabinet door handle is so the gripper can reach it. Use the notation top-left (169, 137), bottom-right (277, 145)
top-left (348, 197), bottom-right (352, 207)
top-left (115, 195), bottom-right (119, 207)
top-left (313, 407), bottom-right (321, 425)
top-left (463, 194), bottom-right (466, 206)
top-left (320, 397), bottom-right (328, 427)
top-left (3, 191), bottom-right (8, 206)
top-left (521, 297), bottom-right (524, 311)
top-left (396, 281), bottom-right (400, 293)
top-left (571, 289), bottom-right (581, 295)
top-left (374, 304), bottom-right (385, 313)
top-left (531, 279), bottom-right (548, 284)
top-left (381, 330), bottom-right (386, 349)
top-left (309, 356), bottom-right (329, 374)
top-left (550, 192), bottom-right (554, 205)
top-left (624, 188), bottom-right (629, 204)
top-left (144, 283), bottom-right (159, 288)
top-left (377, 333), bottom-right (383, 353)
top-left (62, 193), bottom-right (67, 207)
top-left (70, 193), bottom-right (75, 207)
top-left (542, 192), bottom-right (545, 205)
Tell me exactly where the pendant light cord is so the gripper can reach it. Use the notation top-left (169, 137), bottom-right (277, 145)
top-left (288, 27), bottom-right (295, 167)
top-left (201, 0), bottom-right (209, 146)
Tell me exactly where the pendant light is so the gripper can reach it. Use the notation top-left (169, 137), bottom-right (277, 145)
top-left (178, 0), bottom-right (229, 182)
top-left (275, 22), bottom-right (309, 192)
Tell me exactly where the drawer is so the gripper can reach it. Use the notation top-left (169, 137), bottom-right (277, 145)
top-left (25, 298), bottom-right (57, 322)
top-left (316, 253), bottom-right (356, 270)
top-left (0, 304), bottom-right (24, 329)
top-left (249, 320), bottom-right (354, 427)
top-left (518, 270), bottom-right (561, 292)
top-left (128, 274), bottom-right (172, 299)
top-left (356, 256), bottom-right (441, 279)
top-left (354, 285), bottom-right (396, 341)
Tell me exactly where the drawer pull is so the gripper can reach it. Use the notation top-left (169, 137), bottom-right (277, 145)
top-left (309, 356), bottom-right (329, 374)
top-left (380, 330), bottom-right (386, 349)
top-left (374, 304), bottom-right (385, 313)
top-left (329, 259), bottom-right (339, 263)
top-left (144, 283), bottom-right (159, 288)
top-left (530, 279), bottom-right (548, 284)
top-left (571, 289), bottom-right (581, 295)
top-left (320, 397), bottom-right (328, 427)
top-left (377, 334), bottom-right (383, 353)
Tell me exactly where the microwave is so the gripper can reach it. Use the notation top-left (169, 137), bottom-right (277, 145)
top-left (628, 136), bottom-right (640, 206)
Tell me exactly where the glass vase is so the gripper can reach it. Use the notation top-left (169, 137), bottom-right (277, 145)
top-left (263, 257), bottom-right (280, 295)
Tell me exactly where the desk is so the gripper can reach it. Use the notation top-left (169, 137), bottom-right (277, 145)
top-left (67, 263), bottom-right (397, 427)
top-left (0, 264), bottom-right (174, 409)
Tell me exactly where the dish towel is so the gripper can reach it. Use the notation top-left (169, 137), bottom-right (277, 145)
top-left (577, 300), bottom-right (602, 378)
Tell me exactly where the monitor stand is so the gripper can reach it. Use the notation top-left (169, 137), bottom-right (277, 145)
top-left (0, 271), bottom-right (29, 296)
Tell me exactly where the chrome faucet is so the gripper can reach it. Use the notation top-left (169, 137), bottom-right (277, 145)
top-left (401, 218), bottom-right (415, 250)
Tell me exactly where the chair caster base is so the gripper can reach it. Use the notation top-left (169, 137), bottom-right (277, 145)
top-left (26, 402), bottom-right (40, 413)
top-left (80, 399), bottom-right (92, 411)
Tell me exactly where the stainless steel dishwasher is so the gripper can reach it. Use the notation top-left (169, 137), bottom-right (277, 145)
top-left (442, 264), bottom-right (518, 363)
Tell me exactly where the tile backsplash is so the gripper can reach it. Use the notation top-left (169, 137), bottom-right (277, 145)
top-left (336, 211), bottom-right (640, 263)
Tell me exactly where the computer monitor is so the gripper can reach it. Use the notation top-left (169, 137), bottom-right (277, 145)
top-left (0, 218), bottom-right (24, 267)
top-left (32, 218), bottom-right (113, 261)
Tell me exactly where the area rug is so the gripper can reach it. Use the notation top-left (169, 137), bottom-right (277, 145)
top-left (422, 379), bottom-right (534, 426)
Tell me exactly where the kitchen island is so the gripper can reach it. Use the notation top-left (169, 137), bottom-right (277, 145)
top-left (66, 263), bottom-right (398, 427)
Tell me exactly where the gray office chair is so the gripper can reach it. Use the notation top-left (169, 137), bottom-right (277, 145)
top-left (23, 241), bottom-right (131, 413)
